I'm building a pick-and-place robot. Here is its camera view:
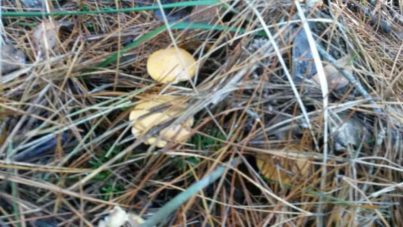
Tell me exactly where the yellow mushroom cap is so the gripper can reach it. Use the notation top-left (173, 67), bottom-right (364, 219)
top-left (256, 153), bottom-right (311, 184)
top-left (129, 95), bottom-right (194, 147)
top-left (146, 47), bottom-right (197, 84)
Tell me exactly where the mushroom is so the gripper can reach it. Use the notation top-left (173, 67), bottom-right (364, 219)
top-left (129, 94), bottom-right (194, 147)
top-left (146, 47), bottom-right (197, 84)
top-left (256, 153), bottom-right (311, 184)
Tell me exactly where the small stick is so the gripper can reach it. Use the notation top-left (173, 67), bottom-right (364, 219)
top-left (317, 44), bottom-right (388, 196)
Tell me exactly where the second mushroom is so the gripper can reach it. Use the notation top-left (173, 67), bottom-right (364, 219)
top-left (129, 94), bottom-right (194, 148)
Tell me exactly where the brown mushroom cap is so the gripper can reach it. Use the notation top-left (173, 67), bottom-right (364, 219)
top-left (146, 47), bottom-right (197, 84)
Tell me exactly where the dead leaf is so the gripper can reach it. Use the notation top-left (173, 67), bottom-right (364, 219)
top-left (0, 44), bottom-right (26, 75)
top-left (188, 5), bottom-right (220, 23)
top-left (98, 206), bottom-right (145, 227)
top-left (98, 206), bottom-right (129, 227)
top-left (311, 55), bottom-right (352, 91)
top-left (32, 20), bottom-right (60, 57)
top-left (330, 113), bottom-right (368, 151)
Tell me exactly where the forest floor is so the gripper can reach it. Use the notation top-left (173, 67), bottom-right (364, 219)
top-left (0, 0), bottom-right (402, 226)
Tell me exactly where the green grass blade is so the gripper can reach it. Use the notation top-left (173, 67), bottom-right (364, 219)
top-left (97, 25), bottom-right (168, 68)
top-left (1, 0), bottom-right (220, 17)
top-left (140, 158), bottom-right (239, 227)
top-left (97, 22), bottom-right (246, 68)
